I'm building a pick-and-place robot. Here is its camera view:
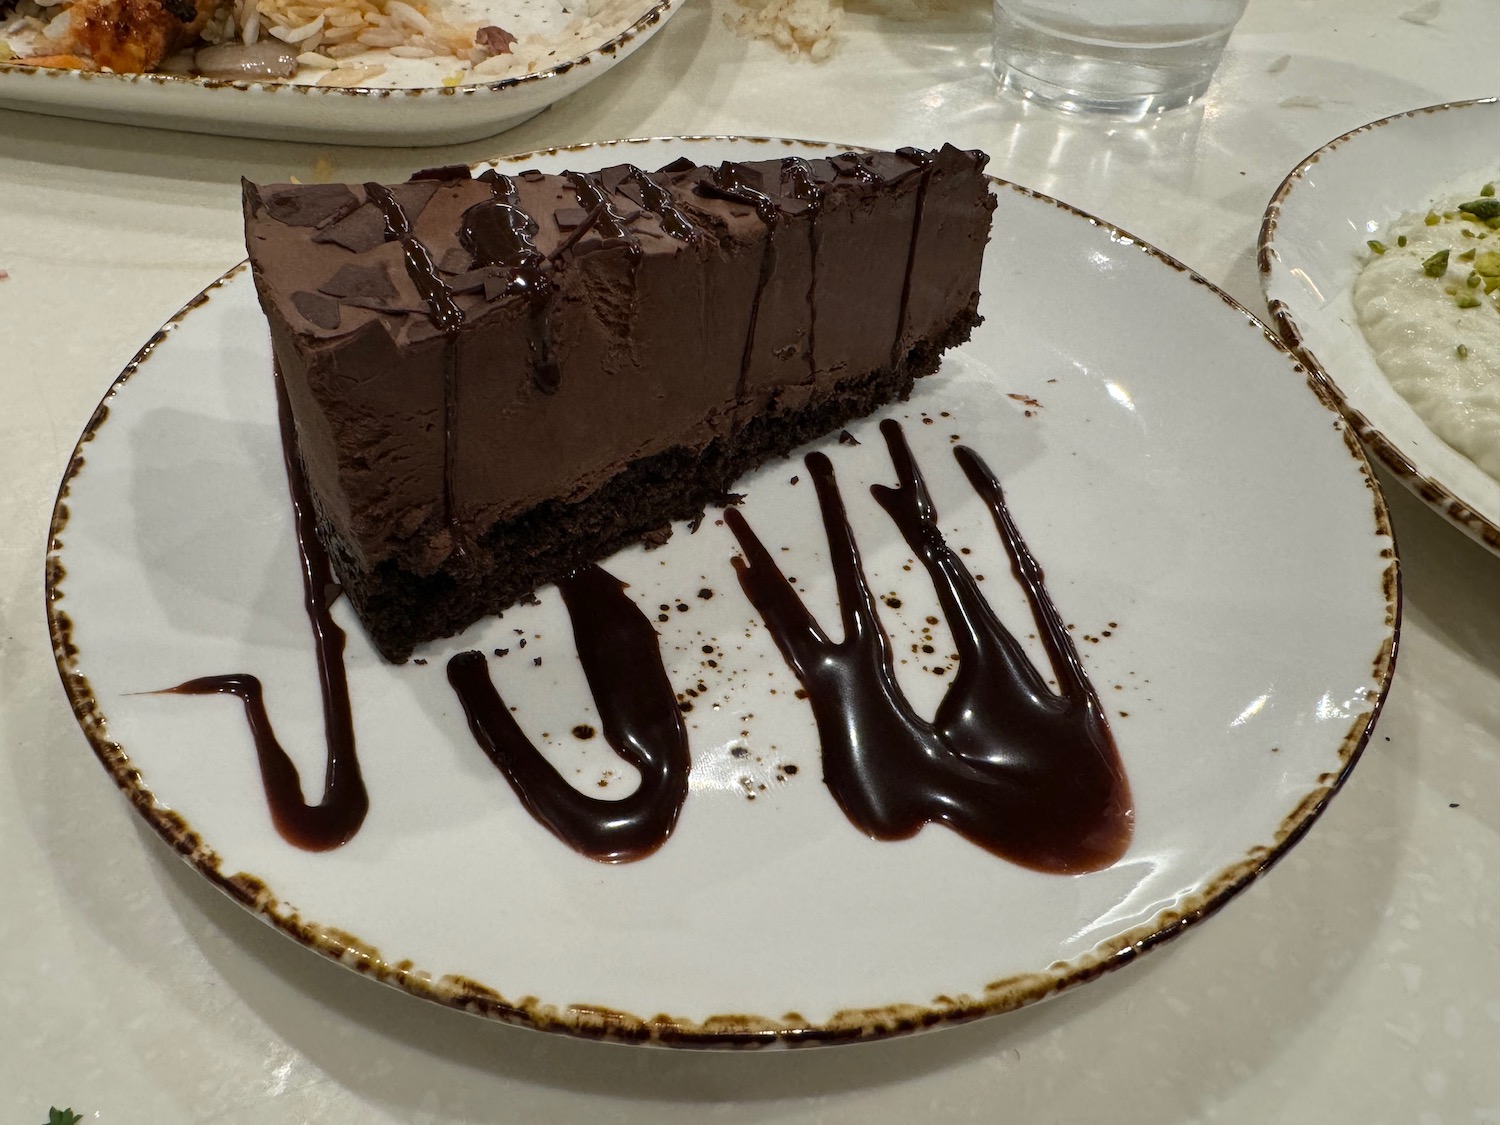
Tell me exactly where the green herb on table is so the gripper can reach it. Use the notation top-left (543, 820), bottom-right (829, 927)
top-left (1457, 344), bottom-right (1469, 359)
top-left (47, 1110), bottom-right (83, 1125)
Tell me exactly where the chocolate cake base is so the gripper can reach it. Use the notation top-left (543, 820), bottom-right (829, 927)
top-left (318, 306), bottom-right (979, 662)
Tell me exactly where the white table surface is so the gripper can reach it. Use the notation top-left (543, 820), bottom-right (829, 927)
top-left (1, 1), bottom-right (1496, 1120)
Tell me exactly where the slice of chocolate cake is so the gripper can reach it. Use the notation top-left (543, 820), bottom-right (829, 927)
top-left (243, 144), bottom-right (995, 662)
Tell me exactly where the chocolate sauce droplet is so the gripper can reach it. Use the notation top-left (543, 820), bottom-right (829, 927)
top-left (724, 422), bottom-right (1132, 873)
top-left (446, 565), bottom-right (691, 862)
top-left (158, 368), bottom-right (368, 852)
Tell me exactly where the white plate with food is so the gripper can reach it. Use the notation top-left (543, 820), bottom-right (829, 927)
top-left (47, 137), bottom-right (1397, 1046)
top-left (1260, 98), bottom-right (1500, 555)
top-left (0, 0), bottom-right (676, 144)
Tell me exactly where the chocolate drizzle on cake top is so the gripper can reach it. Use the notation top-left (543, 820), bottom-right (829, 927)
top-left (364, 182), bottom-right (463, 332)
top-left (827, 153), bottom-right (880, 185)
top-left (157, 368), bottom-right (369, 853)
top-left (724, 420), bottom-right (1133, 874)
top-left (470, 171), bottom-right (560, 395)
top-left (363, 180), bottom-right (474, 557)
top-left (700, 159), bottom-right (835, 396)
top-left (563, 170), bottom-right (643, 258)
top-left (702, 162), bottom-right (783, 398)
top-left (624, 165), bottom-right (699, 243)
top-left (781, 157), bottom-right (824, 375)
top-left (890, 148), bottom-right (934, 371)
top-left (446, 566), bottom-right (691, 863)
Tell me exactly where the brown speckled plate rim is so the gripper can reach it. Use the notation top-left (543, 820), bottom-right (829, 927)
top-left (46, 135), bottom-right (1400, 1049)
top-left (0, 0), bottom-right (674, 98)
top-left (1258, 97), bottom-right (1500, 556)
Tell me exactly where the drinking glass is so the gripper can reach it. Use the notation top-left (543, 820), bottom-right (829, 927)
top-left (992, 0), bottom-right (1250, 118)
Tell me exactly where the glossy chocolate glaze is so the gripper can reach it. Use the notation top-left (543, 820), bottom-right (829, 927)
top-left (364, 182), bottom-right (463, 331)
top-left (475, 170), bottom-right (560, 395)
top-left (724, 421), bottom-right (1132, 873)
top-left (625, 165), bottom-right (699, 243)
top-left (446, 565), bottom-right (691, 862)
top-left (564, 171), bottom-right (642, 257)
top-left (160, 368), bottom-right (368, 852)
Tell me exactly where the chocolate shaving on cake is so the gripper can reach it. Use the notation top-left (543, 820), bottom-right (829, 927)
top-left (410, 165), bottom-right (475, 183)
top-left (291, 290), bottom-right (342, 329)
top-left (261, 183), bottom-right (359, 229)
top-left (437, 247), bottom-right (474, 275)
top-left (386, 180), bottom-right (441, 224)
top-left (445, 269), bottom-right (491, 295)
top-left (319, 263), bottom-right (398, 301)
top-left (314, 204), bottom-right (389, 254)
top-left (598, 165), bottom-right (633, 195)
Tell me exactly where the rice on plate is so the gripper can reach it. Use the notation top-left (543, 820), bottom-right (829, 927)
top-left (0, 0), bottom-right (649, 86)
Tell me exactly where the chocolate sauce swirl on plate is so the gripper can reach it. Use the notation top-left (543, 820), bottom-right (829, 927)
top-left (446, 566), bottom-right (691, 862)
top-left (158, 369), bottom-right (368, 852)
top-left (725, 420), bottom-right (1133, 873)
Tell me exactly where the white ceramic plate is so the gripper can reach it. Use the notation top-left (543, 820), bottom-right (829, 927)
top-left (1260, 98), bottom-right (1500, 555)
top-left (48, 137), bottom-right (1397, 1047)
top-left (0, 0), bottom-right (675, 145)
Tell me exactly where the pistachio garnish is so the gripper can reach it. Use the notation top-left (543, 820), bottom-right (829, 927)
top-left (1459, 198), bottom-right (1500, 221)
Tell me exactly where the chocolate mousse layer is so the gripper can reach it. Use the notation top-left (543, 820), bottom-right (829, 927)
top-left (243, 145), bottom-right (995, 661)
